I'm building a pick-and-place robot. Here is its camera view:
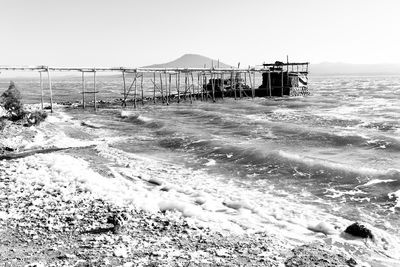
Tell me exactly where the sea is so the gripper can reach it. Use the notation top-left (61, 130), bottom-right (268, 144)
top-left (1, 73), bottom-right (400, 266)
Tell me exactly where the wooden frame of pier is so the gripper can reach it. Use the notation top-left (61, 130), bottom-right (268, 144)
top-left (0, 62), bottom-right (309, 112)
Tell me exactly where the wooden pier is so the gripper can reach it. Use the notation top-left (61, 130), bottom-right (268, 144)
top-left (0, 62), bottom-right (309, 112)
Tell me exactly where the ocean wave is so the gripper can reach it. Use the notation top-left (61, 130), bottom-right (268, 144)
top-left (277, 150), bottom-right (399, 177)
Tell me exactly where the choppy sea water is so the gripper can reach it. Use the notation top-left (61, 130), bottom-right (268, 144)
top-left (2, 74), bottom-right (400, 265)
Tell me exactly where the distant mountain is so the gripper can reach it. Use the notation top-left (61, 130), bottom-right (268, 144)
top-left (311, 62), bottom-right (400, 75)
top-left (143, 54), bottom-right (232, 69)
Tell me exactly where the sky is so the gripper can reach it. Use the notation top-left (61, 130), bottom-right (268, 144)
top-left (1, 0), bottom-right (400, 68)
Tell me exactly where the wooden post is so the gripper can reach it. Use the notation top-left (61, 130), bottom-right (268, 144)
top-left (203, 74), bottom-right (207, 101)
top-left (191, 72), bottom-right (195, 100)
top-left (211, 71), bottom-right (215, 102)
top-left (220, 73), bottom-right (224, 99)
top-left (153, 72), bottom-right (156, 104)
top-left (239, 72), bottom-right (243, 99)
top-left (286, 56), bottom-right (290, 90)
top-left (177, 72), bottom-right (180, 103)
top-left (160, 72), bottom-right (164, 104)
top-left (93, 69), bottom-right (97, 111)
top-left (184, 73), bottom-right (187, 101)
top-left (122, 70), bottom-right (126, 107)
top-left (82, 71), bottom-right (86, 109)
top-left (198, 73), bottom-right (202, 101)
top-left (281, 68), bottom-right (284, 97)
top-left (189, 73), bottom-right (193, 104)
top-left (168, 73), bottom-right (172, 105)
top-left (134, 73), bottom-right (137, 108)
top-left (39, 72), bottom-right (44, 110)
top-left (268, 70), bottom-right (272, 97)
top-left (232, 71), bottom-right (237, 100)
top-left (165, 72), bottom-right (169, 105)
top-left (253, 71), bottom-right (256, 97)
top-left (141, 74), bottom-right (144, 106)
top-left (249, 71), bottom-right (254, 99)
top-left (46, 67), bottom-right (53, 113)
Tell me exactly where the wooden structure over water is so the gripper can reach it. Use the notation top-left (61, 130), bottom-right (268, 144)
top-left (0, 62), bottom-right (309, 112)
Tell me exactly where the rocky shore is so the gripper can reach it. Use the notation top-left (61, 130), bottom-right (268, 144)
top-left (0, 110), bottom-right (361, 267)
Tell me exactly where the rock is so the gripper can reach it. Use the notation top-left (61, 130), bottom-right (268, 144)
top-left (284, 243), bottom-right (357, 267)
top-left (344, 222), bottom-right (373, 239)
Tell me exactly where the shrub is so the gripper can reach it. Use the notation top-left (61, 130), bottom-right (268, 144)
top-left (1, 81), bottom-right (24, 121)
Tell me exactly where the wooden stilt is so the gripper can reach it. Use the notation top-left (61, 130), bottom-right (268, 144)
top-left (198, 73), bottom-right (202, 101)
top-left (249, 71), bottom-right (255, 99)
top-left (177, 72), bottom-right (180, 103)
top-left (153, 72), bottom-right (156, 104)
top-left (122, 71), bottom-right (126, 107)
top-left (253, 71), bottom-right (256, 97)
top-left (221, 73), bottom-right (224, 100)
top-left (82, 71), bottom-right (86, 109)
top-left (168, 73), bottom-right (172, 105)
top-left (189, 73), bottom-right (193, 104)
top-left (39, 72), bottom-right (44, 110)
top-left (232, 71), bottom-right (237, 100)
top-left (211, 71), bottom-right (215, 102)
top-left (160, 72), bottom-right (164, 104)
top-left (46, 67), bottom-right (53, 113)
top-left (93, 69), bottom-right (97, 111)
top-left (134, 73), bottom-right (137, 108)
top-left (141, 74), bottom-right (144, 106)
top-left (165, 72), bottom-right (169, 105)
top-left (268, 70), bottom-right (272, 97)
top-left (239, 72), bottom-right (243, 99)
top-left (203, 74), bottom-right (207, 101)
top-left (191, 72), bottom-right (195, 100)
top-left (281, 68), bottom-right (284, 97)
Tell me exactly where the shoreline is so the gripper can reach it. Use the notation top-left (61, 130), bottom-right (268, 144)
top-left (0, 107), bottom-right (386, 266)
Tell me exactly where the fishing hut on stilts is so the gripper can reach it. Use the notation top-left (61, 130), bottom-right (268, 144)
top-left (0, 60), bottom-right (309, 111)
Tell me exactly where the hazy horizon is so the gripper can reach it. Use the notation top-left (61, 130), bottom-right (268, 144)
top-left (1, 0), bottom-right (400, 69)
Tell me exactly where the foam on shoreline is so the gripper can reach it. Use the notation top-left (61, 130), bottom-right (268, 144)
top-left (3, 107), bottom-right (399, 266)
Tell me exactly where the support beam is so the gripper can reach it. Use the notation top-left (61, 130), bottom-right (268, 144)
top-left (134, 73), bottom-right (137, 108)
top-left (268, 70), bottom-right (272, 97)
top-left (153, 72), bottom-right (156, 104)
top-left (93, 69), bottom-right (97, 111)
top-left (165, 72), bottom-right (169, 105)
top-left (141, 74), bottom-right (144, 106)
top-left (39, 72), bottom-right (44, 110)
top-left (82, 72), bottom-right (86, 109)
top-left (159, 72), bottom-right (164, 104)
top-left (122, 71), bottom-right (126, 107)
top-left (46, 67), bottom-right (53, 113)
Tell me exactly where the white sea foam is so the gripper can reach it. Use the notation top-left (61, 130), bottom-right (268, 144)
top-left (278, 150), bottom-right (399, 176)
top-left (361, 179), bottom-right (396, 187)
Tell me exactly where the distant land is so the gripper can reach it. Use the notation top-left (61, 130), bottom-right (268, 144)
top-left (310, 62), bottom-right (400, 75)
top-left (143, 54), bottom-right (232, 69)
top-left (143, 54), bottom-right (400, 75)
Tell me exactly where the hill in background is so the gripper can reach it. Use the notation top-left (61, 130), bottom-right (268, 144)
top-left (143, 54), bottom-right (232, 68)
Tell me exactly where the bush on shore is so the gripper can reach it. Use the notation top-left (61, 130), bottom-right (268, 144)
top-left (1, 81), bottom-right (47, 126)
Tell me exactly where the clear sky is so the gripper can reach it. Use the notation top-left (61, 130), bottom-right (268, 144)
top-left (1, 0), bottom-right (399, 67)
